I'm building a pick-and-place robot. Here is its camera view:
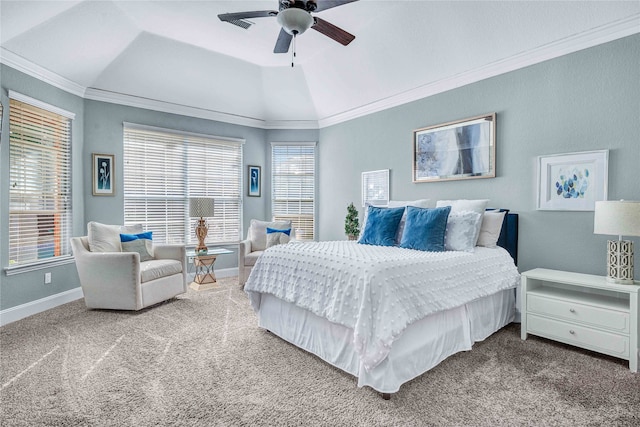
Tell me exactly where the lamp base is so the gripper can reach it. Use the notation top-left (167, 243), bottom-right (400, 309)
top-left (195, 218), bottom-right (208, 254)
top-left (606, 239), bottom-right (634, 285)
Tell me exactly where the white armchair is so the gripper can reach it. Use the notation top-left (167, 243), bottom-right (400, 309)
top-left (239, 219), bottom-right (292, 288)
top-left (71, 234), bottom-right (187, 311)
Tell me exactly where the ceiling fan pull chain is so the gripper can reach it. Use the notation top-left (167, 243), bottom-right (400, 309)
top-left (291, 33), bottom-right (296, 67)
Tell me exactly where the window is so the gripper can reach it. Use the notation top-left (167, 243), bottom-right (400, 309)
top-left (361, 169), bottom-right (389, 207)
top-left (271, 142), bottom-right (316, 241)
top-left (123, 124), bottom-right (243, 246)
top-left (8, 93), bottom-right (74, 267)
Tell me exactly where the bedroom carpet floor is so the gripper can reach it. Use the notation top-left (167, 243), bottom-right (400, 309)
top-left (1, 277), bottom-right (638, 426)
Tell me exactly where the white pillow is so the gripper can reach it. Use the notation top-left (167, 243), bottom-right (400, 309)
top-left (477, 210), bottom-right (506, 248)
top-left (444, 211), bottom-right (482, 252)
top-left (87, 222), bottom-right (143, 252)
top-left (436, 199), bottom-right (489, 215)
top-left (248, 219), bottom-right (292, 252)
top-left (388, 199), bottom-right (431, 244)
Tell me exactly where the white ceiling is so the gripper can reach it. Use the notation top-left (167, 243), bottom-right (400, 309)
top-left (1, 1), bottom-right (639, 128)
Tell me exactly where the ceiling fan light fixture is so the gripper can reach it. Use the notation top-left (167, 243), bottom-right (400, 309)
top-left (277, 8), bottom-right (313, 35)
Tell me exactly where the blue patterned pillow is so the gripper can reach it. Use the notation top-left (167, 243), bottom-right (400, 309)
top-left (399, 206), bottom-right (451, 251)
top-left (120, 231), bottom-right (154, 261)
top-left (358, 206), bottom-right (405, 246)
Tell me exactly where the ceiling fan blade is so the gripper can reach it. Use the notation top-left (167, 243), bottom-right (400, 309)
top-left (312, 0), bottom-right (358, 13)
top-left (274, 28), bottom-right (293, 53)
top-left (218, 10), bottom-right (277, 22)
top-left (311, 17), bottom-right (355, 46)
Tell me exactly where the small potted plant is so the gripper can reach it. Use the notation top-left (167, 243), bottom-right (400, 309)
top-left (345, 202), bottom-right (360, 241)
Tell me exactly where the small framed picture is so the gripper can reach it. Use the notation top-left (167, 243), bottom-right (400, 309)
top-left (537, 150), bottom-right (608, 211)
top-left (248, 165), bottom-right (261, 197)
top-left (92, 153), bottom-right (115, 196)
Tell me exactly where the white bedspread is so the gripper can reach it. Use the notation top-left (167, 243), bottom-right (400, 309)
top-left (244, 241), bottom-right (520, 372)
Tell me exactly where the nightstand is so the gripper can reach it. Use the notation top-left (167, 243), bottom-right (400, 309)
top-left (521, 268), bottom-right (639, 372)
top-left (187, 249), bottom-right (233, 291)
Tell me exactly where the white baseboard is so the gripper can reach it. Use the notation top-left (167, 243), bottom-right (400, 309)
top-left (0, 287), bottom-right (84, 327)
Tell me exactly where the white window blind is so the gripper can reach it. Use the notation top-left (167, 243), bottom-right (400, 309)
top-left (271, 143), bottom-right (316, 241)
top-left (123, 124), bottom-right (243, 245)
top-left (362, 169), bottom-right (389, 207)
top-left (9, 97), bottom-right (73, 266)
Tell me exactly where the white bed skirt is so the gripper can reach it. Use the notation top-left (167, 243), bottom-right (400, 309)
top-left (256, 289), bottom-right (515, 394)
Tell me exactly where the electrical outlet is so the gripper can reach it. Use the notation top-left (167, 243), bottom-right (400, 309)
top-left (44, 272), bottom-right (52, 284)
top-left (188, 256), bottom-right (195, 264)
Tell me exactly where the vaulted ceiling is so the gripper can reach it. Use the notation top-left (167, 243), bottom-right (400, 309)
top-left (1, 1), bottom-right (638, 128)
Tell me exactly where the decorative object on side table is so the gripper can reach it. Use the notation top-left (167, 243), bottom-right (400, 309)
top-left (594, 200), bottom-right (640, 284)
top-left (345, 202), bottom-right (360, 240)
top-left (189, 197), bottom-right (215, 254)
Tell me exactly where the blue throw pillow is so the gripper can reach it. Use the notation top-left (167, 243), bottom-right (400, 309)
top-left (120, 231), bottom-right (153, 242)
top-left (399, 206), bottom-right (451, 251)
top-left (358, 206), bottom-right (405, 246)
top-left (266, 227), bottom-right (291, 236)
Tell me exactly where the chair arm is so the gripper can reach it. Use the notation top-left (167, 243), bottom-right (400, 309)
top-left (73, 250), bottom-right (143, 310)
top-left (239, 239), bottom-right (252, 258)
top-left (153, 244), bottom-right (187, 292)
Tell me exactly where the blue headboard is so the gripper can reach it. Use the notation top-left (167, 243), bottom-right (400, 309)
top-left (493, 210), bottom-right (518, 266)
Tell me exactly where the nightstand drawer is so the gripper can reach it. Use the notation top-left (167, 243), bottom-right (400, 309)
top-left (527, 314), bottom-right (629, 359)
top-left (527, 293), bottom-right (629, 333)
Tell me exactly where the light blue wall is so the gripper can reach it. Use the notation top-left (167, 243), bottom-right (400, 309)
top-left (318, 34), bottom-right (640, 277)
top-left (0, 65), bottom-right (85, 310)
top-left (1, 34), bottom-right (638, 311)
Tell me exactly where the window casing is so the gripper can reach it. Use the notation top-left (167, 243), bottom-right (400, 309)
top-left (271, 142), bottom-right (316, 241)
top-left (8, 94), bottom-right (73, 267)
top-left (123, 124), bottom-right (243, 246)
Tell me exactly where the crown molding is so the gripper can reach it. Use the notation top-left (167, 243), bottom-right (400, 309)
top-left (3, 14), bottom-right (638, 131)
top-left (317, 14), bottom-right (640, 128)
top-left (0, 48), bottom-right (86, 98)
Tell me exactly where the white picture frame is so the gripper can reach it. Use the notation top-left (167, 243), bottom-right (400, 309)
top-left (537, 150), bottom-right (608, 211)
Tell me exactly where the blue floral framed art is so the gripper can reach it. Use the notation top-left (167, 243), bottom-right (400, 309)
top-left (537, 150), bottom-right (608, 211)
top-left (92, 153), bottom-right (115, 196)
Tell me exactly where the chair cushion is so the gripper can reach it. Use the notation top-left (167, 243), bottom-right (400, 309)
top-left (140, 259), bottom-right (183, 283)
top-left (243, 251), bottom-right (263, 267)
top-left (88, 222), bottom-right (143, 252)
top-left (248, 219), bottom-right (292, 252)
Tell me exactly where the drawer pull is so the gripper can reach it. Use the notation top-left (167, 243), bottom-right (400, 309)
top-left (569, 308), bottom-right (575, 313)
top-left (569, 330), bottom-right (575, 335)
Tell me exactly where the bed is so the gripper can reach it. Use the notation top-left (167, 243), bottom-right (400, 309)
top-left (244, 210), bottom-right (519, 398)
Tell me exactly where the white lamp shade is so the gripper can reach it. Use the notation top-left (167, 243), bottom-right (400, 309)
top-left (189, 198), bottom-right (215, 218)
top-left (594, 200), bottom-right (640, 237)
top-left (277, 8), bottom-right (313, 35)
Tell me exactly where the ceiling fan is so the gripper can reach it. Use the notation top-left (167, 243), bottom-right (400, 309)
top-left (218, 0), bottom-right (358, 55)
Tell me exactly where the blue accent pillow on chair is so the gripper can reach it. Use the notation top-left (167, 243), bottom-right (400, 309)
top-left (120, 231), bottom-right (154, 261)
top-left (358, 206), bottom-right (405, 246)
top-left (399, 206), bottom-right (451, 251)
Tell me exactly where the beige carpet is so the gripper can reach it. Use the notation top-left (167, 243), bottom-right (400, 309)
top-left (1, 277), bottom-right (638, 426)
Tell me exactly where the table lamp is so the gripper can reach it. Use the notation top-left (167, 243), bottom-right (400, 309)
top-left (593, 200), bottom-right (640, 284)
top-left (189, 197), bottom-right (215, 254)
